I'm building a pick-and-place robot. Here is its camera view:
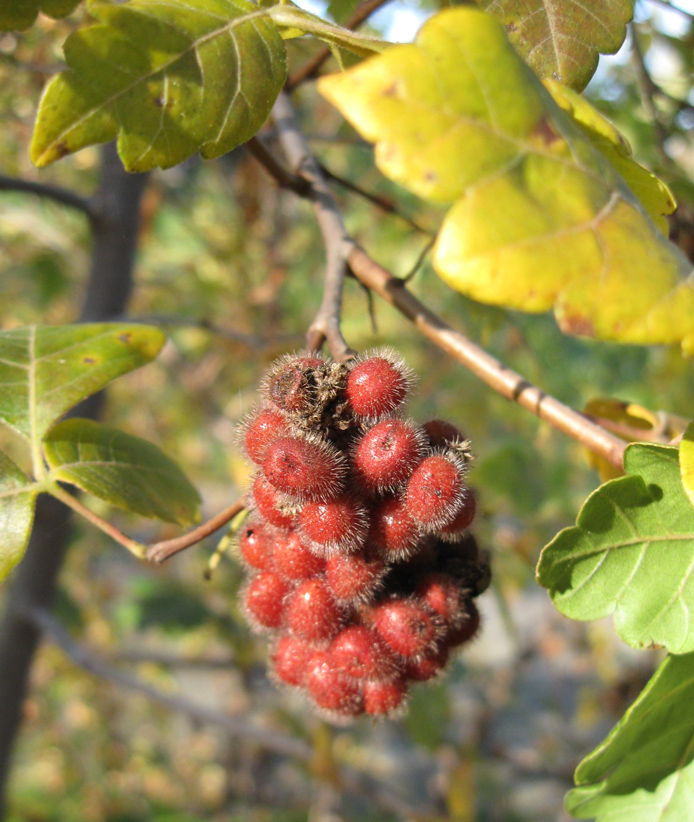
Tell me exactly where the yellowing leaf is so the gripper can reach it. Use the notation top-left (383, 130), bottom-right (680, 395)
top-left (318, 8), bottom-right (694, 354)
top-left (544, 79), bottom-right (676, 234)
top-left (681, 422), bottom-right (694, 510)
top-left (475, 0), bottom-right (633, 91)
top-left (30, 0), bottom-right (287, 171)
top-left (583, 398), bottom-right (658, 481)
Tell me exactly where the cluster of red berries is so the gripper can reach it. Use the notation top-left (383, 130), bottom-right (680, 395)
top-left (238, 350), bottom-right (489, 721)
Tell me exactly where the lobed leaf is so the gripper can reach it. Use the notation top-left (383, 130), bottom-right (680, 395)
top-left (0, 452), bottom-right (38, 583)
top-left (475, 0), bottom-right (634, 91)
top-left (30, 0), bottom-right (287, 172)
top-left (681, 422), bottom-right (694, 511)
top-left (0, 0), bottom-right (81, 32)
top-left (537, 443), bottom-right (694, 653)
top-left (318, 8), bottom-right (694, 354)
top-left (0, 324), bottom-right (165, 443)
top-left (44, 418), bottom-right (201, 526)
top-left (566, 652), bottom-right (694, 820)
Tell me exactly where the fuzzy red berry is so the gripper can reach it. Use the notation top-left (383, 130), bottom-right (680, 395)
top-left (263, 436), bottom-right (345, 501)
top-left (363, 678), bottom-right (408, 716)
top-left (238, 520), bottom-right (274, 571)
top-left (272, 531), bottom-right (325, 581)
top-left (243, 571), bottom-right (291, 630)
top-left (352, 419), bottom-right (424, 492)
top-left (345, 352), bottom-right (411, 419)
top-left (405, 643), bottom-right (449, 682)
top-left (271, 635), bottom-right (314, 688)
top-left (371, 598), bottom-right (442, 660)
top-left (368, 494), bottom-right (420, 559)
top-left (329, 626), bottom-right (395, 681)
top-left (305, 651), bottom-right (364, 716)
top-left (299, 495), bottom-right (367, 555)
top-left (422, 419), bottom-right (464, 448)
top-left (244, 408), bottom-right (290, 464)
top-left (286, 579), bottom-right (344, 643)
top-left (445, 602), bottom-right (480, 648)
top-left (440, 488), bottom-right (476, 538)
top-left (325, 551), bottom-right (385, 603)
top-left (415, 574), bottom-right (465, 629)
top-left (251, 473), bottom-right (295, 529)
top-left (406, 454), bottom-right (465, 530)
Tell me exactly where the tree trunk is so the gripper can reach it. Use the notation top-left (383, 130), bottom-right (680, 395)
top-left (0, 143), bottom-right (148, 816)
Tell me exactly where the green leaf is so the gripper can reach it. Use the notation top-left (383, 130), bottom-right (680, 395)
top-left (0, 0), bottom-right (81, 31)
top-left (268, 5), bottom-right (387, 57)
top-left (0, 452), bottom-right (38, 583)
top-left (537, 443), bottom-right (694, 653)
top-left (566, 652), bottom-right (694, 820)
top-left (681, 422), bottom-right (694, 511)
top-left (44, 418), bottom-right (201, 526)
top-left (318, 8), bottom-right (694, 355)
top-left (475, 0), bottom-right (634, 91)
top-left (0, 324), bottom-right (165, 444)
top-left (30, 0), bottom-right (287, 172)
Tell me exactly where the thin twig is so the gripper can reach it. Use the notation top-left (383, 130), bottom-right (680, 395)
top-left (0, 174), bottom-right (98, 222)
top-left (246, 136), bottom-right (311, 196)
top-left (287, 0), bottom-right (394, 89)
top-left (147, 498), bottom-right (245, 564)
top-left (318, 162), bottom-right (432, 234)
top-left (272, 92), bottom-right (356, 360)
top-left (347, 246), bottom-right (628, 470)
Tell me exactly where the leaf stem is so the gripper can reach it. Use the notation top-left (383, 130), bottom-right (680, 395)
top-left (47, 483), bottom-right (147, 559)
top-left (147, 498), bottom-right (246, 564)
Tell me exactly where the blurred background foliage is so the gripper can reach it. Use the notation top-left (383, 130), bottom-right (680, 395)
top-left (0, 1), bottom-right (693, 820)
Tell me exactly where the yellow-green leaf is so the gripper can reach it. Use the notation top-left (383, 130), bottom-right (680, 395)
top-left (681, 422), bottom-right (694, 511)
top-left (318, 8), bottom-right (694, 354)
top-left (545, 79), bottom-right (676, 234)
top-left (0, 452), bottom-right (38, 583)
top-left (0, 0), bottom-right (81, 31)
top-left (30, 0), bottom-right (287, 172)
top-left (475, 0), bottom-right (634, 91)
top-left (45, 419), bottom-right (201, 526)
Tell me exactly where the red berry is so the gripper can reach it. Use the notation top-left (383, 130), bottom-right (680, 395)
top-left (273, 531), bottom-right (325, 581)
top-left (368, 494), bottom-right (420, 559)
top-left (263, 436), bottom-right (345, 501)
top-left (346, 352), bottom-right (411, 419)
top-left (445, 602), bottom-right (480, 648)
top-left (286, 579), bottom-right (344, 643)
top-left (243, 571), bottom-right (291, 630)
top-left (440, 488), bottom-right (476, 538)
top-left (325, 550), bottom-right (385, 603)
top-left (415, 573), bottom-right (465, 629)
top-left (371, 598), bottom-right (442, 660)
top-left (405, 643), bottom-right (449, 682)
top-left (422, 419), bottom-right (464, 448)
top-left (251, 473), bottom-right (295, 529)
top-left (330, 626), bottom-right (396, 681)
top-left (299, 495), bottom-right (367, 555)
top-left (271, 635), bottom-right (313, 687)
top-left (244, 407), bottom-right (289, 464)
top-left (352, 419), bottom-right (424, 492)
top-left (305, 651), bottom-right (364, 716)
top-left (406, 454), bottom-right (465, 530)
top-left (363, 678), bottom-right (408, 716)
top-left (264, 354), bottom-right (323, 415)
top-left (238, 520), bottom-right (274, 571)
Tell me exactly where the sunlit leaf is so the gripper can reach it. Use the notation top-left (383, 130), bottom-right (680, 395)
top-left (545, 79), bottom-right (676, 234)
top-left (0, 324), bottom-right (165, 443)
top-left (30, 0), bottom-right (287, 171)
top-left (318, 8), bottom-right (694, 354)
top-left (566, 652), bottom-right (694, 820)
top-left (0, 452), bottom-right (38, 583)
top-left (537, 443), bottom-right (694, 653)
top-left (681, 422), bottom-right (694, 511)
top-left (44, 418), bottom-right (201, 526)
top-left (475, 0), bottom-right (633, 91)
top-left (0, 0), bottom-right (81, 31)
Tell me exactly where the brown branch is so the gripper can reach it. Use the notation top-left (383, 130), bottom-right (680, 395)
top-left (245, 136), bottom-right (311, 196)
top-left (272, 91), bottom-right (356, 360)
top-left (347, 247), bottom-right (628, 470)
top-left (287, 0), bottom-right (393, 90)
top-left (0, 174), bottom-right (98, 222)
top-left (147, 498), bottom-right (245, 564)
